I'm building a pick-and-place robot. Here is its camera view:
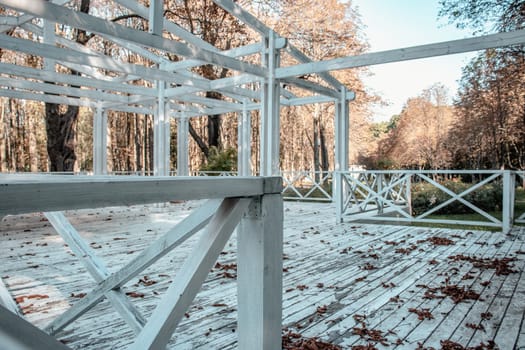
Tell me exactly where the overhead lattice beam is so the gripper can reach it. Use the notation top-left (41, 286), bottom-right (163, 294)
top-left (0, 0), bottom-right (267, 77)
top-left (276, 29), bottom-right (525, 78)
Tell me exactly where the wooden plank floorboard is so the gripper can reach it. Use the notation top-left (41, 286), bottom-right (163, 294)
top-left (329, 230), bottom-right (496, 348)
top-left (1, 201), bottom-right (524, 349)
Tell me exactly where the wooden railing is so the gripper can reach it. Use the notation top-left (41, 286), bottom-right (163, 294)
top-left (335, 170), bottom-right (519, 233)
top-left (0, 175), bottom-right (283, 350)
top-left (281, 170), bottom-right (333, 202)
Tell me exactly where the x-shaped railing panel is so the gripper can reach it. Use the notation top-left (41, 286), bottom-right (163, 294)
top-left (281, 171), bottom-right (332, 201)
top-left (414, 173), bottom-right (501, 224)
top-left (342, 172), bottom-right (412, 218)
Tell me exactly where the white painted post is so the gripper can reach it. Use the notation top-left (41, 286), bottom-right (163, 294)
top-left (93, 106), bottom-right (107, 175)
top-left (334, 87), bottom-right (349, 222)
top-left (237, 194), bottom-right (283, 350)
top-left (260, 30), bottom-right (281, 176)
top-left (42, 19), bottom-right (55, 72)
top-left (148, 0), bottom-right (163, 35)
top-left (153, 74), bottom-right (170, 176)
top-left (238, 100), bottom-right (251, 176)
top-left (502, 170), bottom-right (515, 233)
top-left (406, 174), bottom-right (412, 216)
top-left (129, 198), bottom-right (251, 350)
top-left (176, 116), bottom-right (189, 176)
top-left (376, 173), bottom-right (384, 214)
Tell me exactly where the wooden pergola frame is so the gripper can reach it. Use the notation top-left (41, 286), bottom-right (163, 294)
top-left (1, 2), bottom-right (525, 348)
top-left (1, 0), bottom-right (523, 179)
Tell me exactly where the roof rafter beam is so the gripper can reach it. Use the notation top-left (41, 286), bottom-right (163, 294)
top-left (0, 64), bottom-right (156, 98)
top-left (0, 0), bottom-right (72, 33)
top-left (276, 29), bottom-right (525, 78)
top-left (113, 0), bottom-right (219, 53)
top-left (212, 0), bottom-right (346, 90)
top-left (0, 0), bottom-right (266, 76)
top-left (0, 89), bottom-right (152, 114)
top-left (0, 34), bottom-right (211, 89)
top-left (0, 76), bottom-right (146, 104)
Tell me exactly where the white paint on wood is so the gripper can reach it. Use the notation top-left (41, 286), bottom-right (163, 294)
top-left (0, 0), bottom-right (267, 77)
top-left (176, 117), bottom-right (189, 176)
top-left (45, 199), bottom-right (221, 334)
top-left (129, 197), bottom-right (251, 349)
top-left (237, 194), bottom-right (283, 350)
top-left (44, 211), bottom-right (146, 333)
top-left (276, 29), bottom-right (525, 78)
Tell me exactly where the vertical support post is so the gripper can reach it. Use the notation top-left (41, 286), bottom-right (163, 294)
top-left (238, 100), bottom-right (252, 176)
top-left (150, 1), bottom-right (168, 176)
top-left (502, 170), bottom-right (515, 233)
top-left (376, 173), bottom-right (384, 214)
top-left (153, 68), bottom-right (170, 176)
top-left (43, 19), bottom-right (55, 72)
top-left (406, 174), bottom-right (412, 217)
top-left (93, 105), bottom-right (107, 175)
top-left (260, 30), bottom-right (281, 176)
top-left (237, 194), bottom-right (283, 350)
top-left (176, 116), bottom-right (189, 176)
top-left (334, 87), bottom-right (349, 222)
top-left (148, 0), bottom-right (163, 35)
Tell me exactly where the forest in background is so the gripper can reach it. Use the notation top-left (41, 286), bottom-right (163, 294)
top-left (0, 0), bottom-right (524, 173)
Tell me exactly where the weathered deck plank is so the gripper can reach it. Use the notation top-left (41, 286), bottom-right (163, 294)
top-left (1, 201), bottom-right (524, 349)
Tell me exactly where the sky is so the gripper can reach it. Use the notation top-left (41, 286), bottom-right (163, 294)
top-left (351, 0), bottom-right (479, 122)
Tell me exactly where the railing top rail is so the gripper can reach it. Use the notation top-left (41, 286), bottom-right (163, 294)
top-left (340, 169), bottom-right (514, 175)
top-left (0, 175), bottom-right (282, 216)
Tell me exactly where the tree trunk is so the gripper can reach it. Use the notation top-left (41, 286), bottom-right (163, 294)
top-left (320, 122), bottom-right (329, 173)
top-left (45, 103), bottom-right (79, 172)
top-left (0, 100), bottom-right (6, 172)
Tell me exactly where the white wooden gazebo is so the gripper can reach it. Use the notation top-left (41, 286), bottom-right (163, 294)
top-left (1, 0), bottom-right (525, 349)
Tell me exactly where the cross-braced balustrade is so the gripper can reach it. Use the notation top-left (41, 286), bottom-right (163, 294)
top-left (0, 175), bottom-right (283, 350)
top-left (281, 170), bottom-right (333, 202)
top-left (337, 170), bottom-right (518, 232)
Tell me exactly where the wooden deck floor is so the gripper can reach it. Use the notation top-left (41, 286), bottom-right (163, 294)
top-left (1, 201), bottom-right (524, 349)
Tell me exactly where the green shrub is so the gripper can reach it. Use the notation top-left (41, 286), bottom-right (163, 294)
top-left (411, 180), bottom-right (502, 216)
top-left (200, 146), bottom-right (237, 173)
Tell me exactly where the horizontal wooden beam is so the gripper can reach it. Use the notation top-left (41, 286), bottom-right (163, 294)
top-left (0, 77), bottom-right (144, 105)
top-left (0, 0), bottom-right (267, 77)
top-left (212, 0), bottom-right (347, 91)
top-left (0, 34), bottom-right (211, 89)
top-left (276, 29), bottom-right (525, 78)
top-left (0, 175), bottom-right (282, 216)
top-left (0, 89), bottom-right (153, 114)
top-left (0, 62), bottom-right (155, 97)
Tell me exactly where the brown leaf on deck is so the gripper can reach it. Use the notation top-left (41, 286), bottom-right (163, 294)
top-left (351, 344), bottom-right (378, 350)
top-left (297, 284), bottom-right (309, 291)
top-left (125, 291), bottom-right (145, 298)
top-left (427, 237), bottom-right (455, 246)
top-left (361, 263), bottom-right (376, 270)
top-left (480, 312), bottom-right (493, 320)
top-left (282, 331), bottom-right (342, 350)
top-left (466, 322), bottom-right (485, 331)
top-left (448, 255), bottom-right (517, 275)
top-left (212, 303), bottom-right (227, 307)
top-left (439, 339), bottom-right (496, 349)
top-left (16, 294), bottom-right (49, 303)
top-left (352, 326), bottom-right (388, 345)
top-left (408, 307), bottom-right (434, 320)
top-left (138, 275), bottom-right (157, 286)
top-left (70, 292), bottom-right (86, 299)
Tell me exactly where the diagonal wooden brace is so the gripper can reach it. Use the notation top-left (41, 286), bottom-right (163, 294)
top-left (44, 211), bottom-right (147, 334)
top-left (45, 199), bottom-right (221, 335)
top-left (129, 197), bottom-right (251, 349)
